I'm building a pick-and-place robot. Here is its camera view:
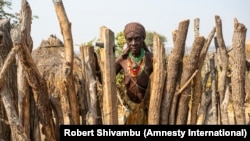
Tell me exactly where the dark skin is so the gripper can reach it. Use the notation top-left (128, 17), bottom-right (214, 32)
top-left (115, 32), bottom-right (153, 103)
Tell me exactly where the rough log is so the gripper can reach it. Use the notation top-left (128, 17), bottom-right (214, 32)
top-left (176, 36), bottom-right (205, 124)
top-left (80, 45), bottom-right (100, 124)
top-left (148, 33), bottom-right (166, 124)
top-left (99, 26), bottom-right (118, 124)
top-left (190, 27), bottom-right (216, 124)
top-left (215, 15), bottom-right (228, 105)
top-left (196, 57), bottom-right (212, 125)
top-left (161, 19), bottom-right (189, 124)
top-left (210, 51), bottom-right (218, 125)
top-left (53, 0), bottom-right (79, 124)
top-left (0, 19), bottom-right (28, 141)
top-left (231, 18), bottom-right (247, 124)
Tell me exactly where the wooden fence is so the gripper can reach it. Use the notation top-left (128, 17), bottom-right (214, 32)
top-left (0, 0), bottom-right (249, 141)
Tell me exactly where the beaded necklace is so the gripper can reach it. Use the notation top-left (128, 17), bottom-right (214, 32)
top-left (127, 48), bottom-right (146, 77)
top-left (129, 48), bottom-right (145, 62)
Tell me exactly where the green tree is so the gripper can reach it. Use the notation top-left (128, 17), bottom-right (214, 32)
top-left (0, 0), bottom-right (13, 17)
top-left (0, 0), bottom-right (19, 27)
top-left (115, 31), bottom-right (125, 57)
top-left (145, 31), bottom-right (167, 52)
top-left (0, 0), bottom-right (38, 28)
top-left (115, 31), bottom-right (126, 49)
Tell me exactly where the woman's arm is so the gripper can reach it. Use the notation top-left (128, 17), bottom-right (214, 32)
top-left (115, 56), bottom-right (123, 75)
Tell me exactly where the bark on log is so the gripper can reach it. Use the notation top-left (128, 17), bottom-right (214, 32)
top-left (80, 45), bottom-right (101, 124)
top-left (16, 30), bottom-right (57, 141)
top-left (0, 19), bottom-right (29, 141)
top-left (191, 19), bottom-right (201, 124)
top-left (79, 45), bottom-right (89, 125)
top-left (17, 1), bottom-right (33, 139)
top-left (215, 15), bottom-right (228, 105)
top-left (210, 51), bottom-right (218, 125)
top-left (196, 57), bottom-right (212, 125)
top-left (161, 19), bottom-right (189, 124)
top-left (99, 26), bottom-right (118, 124)
top-left (190, 27), bottom-right (216, 124)
top-left (220, 78), bottom-right (230, 124)
top-left (11, 1), bottom-right (58, 140)
top-left (17, 46), bottom-right (57, 141)
top-left (53, 0), bottom-right (79, 124)
top-left (176, 36), bottom-right (205, 124)
top-left (194, 18), bottom-right (200, 37)
top-left (231, 18), bottom-right (247, 124)
top-left (148, 33), bottom-right (166, 124)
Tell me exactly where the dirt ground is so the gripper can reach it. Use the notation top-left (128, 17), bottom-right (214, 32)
top-left (117, 102), bottom-right (250, 125)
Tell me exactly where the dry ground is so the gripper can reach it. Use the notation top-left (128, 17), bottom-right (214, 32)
top-left (117, 102), bottom-right (250, 125)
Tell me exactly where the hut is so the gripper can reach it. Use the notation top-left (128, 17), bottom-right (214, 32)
top-left (31, 35), bottom-right (83, 125)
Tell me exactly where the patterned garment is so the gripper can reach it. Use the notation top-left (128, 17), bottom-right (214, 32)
top-left (123, 92), bottom-right (149, 125)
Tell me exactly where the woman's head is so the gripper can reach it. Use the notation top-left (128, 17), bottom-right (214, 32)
top-left (124, 22), bottom-right (146, 39)
top-left (123, 22), bottom-right (150, 56)
top-left (123, 22), bottom-right (147, 55)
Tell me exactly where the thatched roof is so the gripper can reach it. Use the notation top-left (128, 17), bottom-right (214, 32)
top-left (38, 34), bottom-right (64, 48)
top-left (32, 35), bottom-right (81, 75)
top-left (31, 35), bottom-right (82, 95)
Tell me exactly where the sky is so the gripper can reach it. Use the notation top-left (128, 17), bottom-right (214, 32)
top-left (10, 0), bottom-right (250, 53)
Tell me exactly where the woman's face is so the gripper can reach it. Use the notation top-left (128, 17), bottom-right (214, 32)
top-left (125, 32), bottom-right (144, 55)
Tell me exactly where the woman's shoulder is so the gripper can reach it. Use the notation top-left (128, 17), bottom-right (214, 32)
top-left (115, 54), bottom-right (128, 63)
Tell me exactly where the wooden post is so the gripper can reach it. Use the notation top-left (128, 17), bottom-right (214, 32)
top-left (80, 45), bottom-right (100, 124)
top-left (196, 54), bottom-right (213, 125)
top-left (18, 0), bottom-right (33, 138)
top-left (214, 15), bottom-right (229, 124)
top-left (190, 18), bottom-right (201, 124)
top-left (148, 33), bottom-right (166, 124)
top-left (176, 36), bottom-right (205, 124)
top-left (0, 19), bottom-right (29, 141)
top-left (79, 45), bottom-right (88, 125)
top-left (210, 48), bottom-right (218, 125)
top-left (99, 26), bottom-right (118, 124)
top-left (190, 26), bottom-right (216, 124)
top-left (53, 0), bottom-right (79, 125)
top-left (164, 19), bottom-right (189, 125)
top-left (231, 18), bottom-right (247, 124)
top-left (194, 18), bottom-right (200, 37)
top-left (215, 15), bottom-right (228, 103)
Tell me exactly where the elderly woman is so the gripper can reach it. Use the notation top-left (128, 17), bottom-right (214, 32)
top-left (115, 22), bottom-right (153, 124)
